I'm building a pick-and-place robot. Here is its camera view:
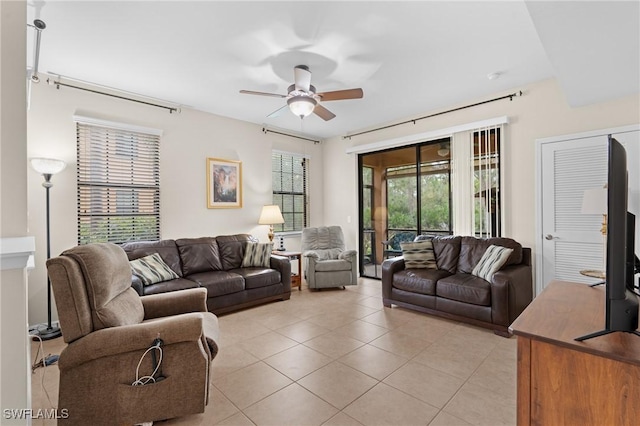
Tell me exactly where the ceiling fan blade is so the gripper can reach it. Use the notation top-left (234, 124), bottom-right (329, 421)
top-left (313, 104), bottom-right (336, 121)
top-left (240, 90), bottom-right (286, 98)
top-left (317, 88), bottom-right (364, 101)
top-left (267, 104), bottom-right (288, 118)
top-left (294, 65), bottom-right (311, 92)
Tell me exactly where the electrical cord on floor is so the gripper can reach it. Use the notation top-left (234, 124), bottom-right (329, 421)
top-left (30, 334), bottom-right (57, 409)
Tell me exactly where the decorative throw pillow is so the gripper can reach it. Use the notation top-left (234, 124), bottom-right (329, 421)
top-left (400, 240), bottom-right (437, 269)
top-left (472, 245), bottom-right (514, 281)
top-left (242, 242), bottom-right (273, 268)
top-left (129, 253), bottom-right (179, 286)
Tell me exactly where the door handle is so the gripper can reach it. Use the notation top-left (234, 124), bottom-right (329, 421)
top-left (545, 234), bottom-right (555, 240)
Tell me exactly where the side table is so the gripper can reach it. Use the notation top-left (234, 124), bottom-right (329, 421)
top-left (273, 251), bottom-right (302, 291)
top-left (579, 269), bottom-right (605, 279)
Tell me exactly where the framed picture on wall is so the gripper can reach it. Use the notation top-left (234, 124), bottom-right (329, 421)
top-left (207, 157), bottom-right (242, 208)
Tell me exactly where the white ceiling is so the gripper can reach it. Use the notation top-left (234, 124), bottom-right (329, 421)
top-left (27, 1), bottom-right (640, 139)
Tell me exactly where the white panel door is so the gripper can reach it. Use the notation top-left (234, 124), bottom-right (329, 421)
top-left (540, 136), bottom-right (608, 292)
top-left (536, 126), bottom-right (640, 295)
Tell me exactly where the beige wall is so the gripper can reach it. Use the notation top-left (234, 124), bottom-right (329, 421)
top-left (325, 78), bottom-right (640, 254)
top-left (1, 0), bottom-right (30, 421)
top-left (26, 81), bottom-right (323, 325)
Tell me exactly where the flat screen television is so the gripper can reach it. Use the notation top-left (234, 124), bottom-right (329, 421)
top-left (576, 136), bottom-right (640, 341)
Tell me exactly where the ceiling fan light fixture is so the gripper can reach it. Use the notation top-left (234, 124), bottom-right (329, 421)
top-left (287, 96), bottom-right (317, 118)
top-left (437, 142), bottom-right (450, 157)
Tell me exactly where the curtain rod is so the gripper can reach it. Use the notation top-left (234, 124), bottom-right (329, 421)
top-left (46, 78), bottom-right (180, 114)
top-left (343, 90), bottom-right (523, 140)
top-left (262, 128), bottom-right (320, 144)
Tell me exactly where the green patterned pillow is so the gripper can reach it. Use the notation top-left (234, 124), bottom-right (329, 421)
top-left (472, 245), bottom-right (514, 281)
top-left (129, 253), bottom-right (179, 286)
top-left (400, 240), bottom-right (437, 269)
top-left (242, 242), bottom-right (273, 268)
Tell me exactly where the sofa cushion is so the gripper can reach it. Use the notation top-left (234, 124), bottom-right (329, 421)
top-left (472, 245), bottom-right (514, 281)
top-left (216, 234), bottom-right (257, 270)
top-left (458, 236), bottom-right (522, 274)
top-left (314, 259), bottom-right (353, 272)
top-left (436, 273), bottom-right (491, 306)
top-left (64, 243), bottom-right (144, 329)
top-left (176, 237), bottom-right (223, 275)
top-left (241, 242), bottom-right (273, 268)
top-left (401, 240), bottom-right (437, 269)
top-left (142, 277), bottom-right (200, 296)
top-left (121, 239), bottom-right (183, 277)
top-left (186, 271), bottom-right (245, 297)
top-left (392, 268), bottom-right (451, 296)
top-left (129, 253), bottom-right (179, 285)
top-left (431, 236), bottom-right (462, 274)
top-left (230, 268), bottom-right (281, 290)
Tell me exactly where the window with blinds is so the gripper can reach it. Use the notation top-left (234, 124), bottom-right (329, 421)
top-left (76, 122), bottom-right (160, 244)
top-left (272, 151), bottom-right (308, 232)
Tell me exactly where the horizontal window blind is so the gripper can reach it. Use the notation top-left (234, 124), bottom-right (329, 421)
top-left (272, 152), bottom-right (308, 232)
top-left (77, 122), bottom-right (160, 244)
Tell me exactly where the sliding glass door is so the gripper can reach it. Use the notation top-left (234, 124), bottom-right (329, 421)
top-left (358, 140), bottom-right (451, 278)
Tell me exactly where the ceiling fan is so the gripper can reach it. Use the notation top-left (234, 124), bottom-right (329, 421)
top-left (240, 65), bottom-right (363, 121)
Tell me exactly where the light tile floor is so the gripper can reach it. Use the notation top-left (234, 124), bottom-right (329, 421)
top-left (31, 277), bottom-right (517, 425)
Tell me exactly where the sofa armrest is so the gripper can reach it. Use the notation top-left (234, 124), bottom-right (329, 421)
top-left (269, 254), bottom-right (289, 271)
top-left (490, 264), bottom-right (533, 326)
top-left (303, 250), bottom-right (319, 259)
top-left (58, 312), bottom-right (207, 370)
top-left (270, 254), bottom-right (292, 292)
top-left (141, 288), bottom-right (208, 320)
top-left (339, 250), bottom-right (357, 261)
top-left (521, 247), bottom-right (532, 266)
top-left (381, 256), bottom-right (406, 300)
top-left (131, 275), bottom-right (144, 296)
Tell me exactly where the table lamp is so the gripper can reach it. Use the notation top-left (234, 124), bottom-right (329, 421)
top-left (258, 205), bottom-right (284, 243)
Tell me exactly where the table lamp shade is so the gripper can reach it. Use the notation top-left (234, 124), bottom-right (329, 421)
top-left (258, 205), bottom-right (285, 225)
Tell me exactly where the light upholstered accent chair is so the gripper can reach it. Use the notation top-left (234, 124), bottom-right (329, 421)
top-left (46, 243), bottom-right (219, 425)
top-left (301, 226), bottom-right (358, 289)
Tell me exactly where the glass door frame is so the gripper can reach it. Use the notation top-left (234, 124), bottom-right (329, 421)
top-left (358, 139), bottom-right (453, 279)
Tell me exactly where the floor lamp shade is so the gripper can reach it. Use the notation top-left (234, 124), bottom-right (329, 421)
top-left (30, 158), bottom-right (67, 176)
top-left (30, 157), bottom-right (66, 340)
top-left (258, 205), bottom-right (285, 242)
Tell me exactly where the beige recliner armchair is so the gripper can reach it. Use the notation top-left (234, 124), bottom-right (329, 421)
top-left (301, 226), bottom-right (358, 289)
top-left (46, 243), bottom-right (219, 425)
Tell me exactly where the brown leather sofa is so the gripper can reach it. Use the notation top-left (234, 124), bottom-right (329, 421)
top-left (382, 235), bottom-right (533, 336)
top-left (121, 234), bottom-right (291, 314)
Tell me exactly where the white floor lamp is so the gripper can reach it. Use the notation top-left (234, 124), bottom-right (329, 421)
top-left (30, 157), bottom-right (66, 340)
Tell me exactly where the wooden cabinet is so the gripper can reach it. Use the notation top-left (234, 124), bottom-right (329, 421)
top-left (510, 281), bottom-right (640, 425)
